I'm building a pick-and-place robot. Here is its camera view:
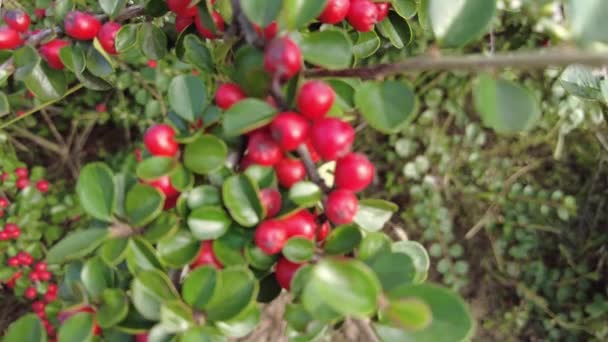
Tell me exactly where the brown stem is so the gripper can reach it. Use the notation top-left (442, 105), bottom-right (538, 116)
top-left (296, 144), bottom-right (330, 193)
top-left (270, 73), bottom-right (289, 111)
top-left (108, 221), bottom-right (140, 238)
top-left (352, 318), bottom-right (380, 342)
top-left (230, 0), bottom-right (265, 48)
top-left (304, 48), bottom-right (608, 79)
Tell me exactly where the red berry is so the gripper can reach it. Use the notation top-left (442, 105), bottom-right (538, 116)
top-left (0, 231), bottom-right (8, 240)
top-left (5, 223), bottom-right (19, 235)
top-left (275, 257), bottom-right (304, 290)
top-left (34, 9), bottom-right (46, 19)
top-left (16, 177), bottom-right (29, 189)
top-left (29, 271), bottom-right (40, 281)
top-left (4, 10), bottom-right (31, 33)
top-left (325, 189), bottom-right (358, 225)
top-left (254, 220), bottom-right (287, 255)
top-left (304, 140), bottom-right (321, 163)
top-left (375, 2), bottom-right (390, 21)
top-left (135, 334), bottom-right (149, 342)
top-left (270, 112), bottom-right (310, 151)
top-left (310, 118), bottom-right (354, 160)
top-left (96, 103), bottom-right (107, 112)
top-left (1, 172), bottom-right (8, 181)
top-left (32, 301), bottom-right (45, 313)
top-left (147, 60), bottom-right (157, 68)
top-left (195, 11), bottom-right (224, 39)
top-left (7, 271), bottom-right (22, 288)
top-left (247, 131), bottom-right (282, 166)
top-left (134, 148), bottom-right (143, 162)
top-left (264, 37), bottom-right (302, 80)
top-left (239, 154), bottom-right (255, 171)
top-left (8, 257), bottom-right (19, 267)
top-left (146, 175), bottom-right (179, 198)
top-left (175, 15), bottom-right (193, 32)
top-left (47, 283), bottom-right (58, 294)
top-left (144, 124), bottom-right (179, 157)
top-left (39, 271), bottom-right (52, 281)
top-left (25, 287), bottom-right (37, 299)
top-left (275, 158), bottom-right (306, 188)
top-left (17, 251), bottom-right (33, 266)
top-left (334, 153), bottom-right (374, 192)
top-left (36, 180), bottom-right (50, 193)
top-left (44, 291), bottom-right (57, 302)
top-left (282, 210), bottom-right (317, 240)
top-left (190, 241), bottom-right (223, 270)
top-left (317, 221), bottom-right (330, 242)
top-left (39, 39), bottom-right (70, 70)
top-left (0, 198), bottom-right (8, 208)
top-left (254, 22), bottom-right (278, 40)
top-left (319, 0), bottom-right (351, 24)
top-left (15, 167), bottom-right (28, 178)
top-left (215, 83), bottom-right (246, 110)
top-left (64, 11), bottom-right (101, 40)
top-left (167, 0), bottom-right (198, 17)
top-left (347, 0), bottom-right (378, 32)
top-left (0, 26), bottom-right (22, 50)
top-left (260, 188), bottom-right (282, 218)
top-left (97, 21), bottom-right (121, 55)
top-left (296, 81), bottom-right (335, 120)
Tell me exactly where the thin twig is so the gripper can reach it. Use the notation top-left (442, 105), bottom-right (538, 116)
top-left (296, 144), bottom-right (329, 193)
top-left (10, 125), bottom-right (65, 155)
top-left (352, 319), bottom-right (380, 342)
top-left (40, 109), bottom-right (67, 145)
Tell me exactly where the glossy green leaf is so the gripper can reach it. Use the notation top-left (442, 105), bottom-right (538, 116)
top-left (355, 81), bottom-right (416, 134)
top-left (0, 91), bottom-right (10, 116)
top-left (560, 65), bottom-right (602, 100)
top-left (206, 267), bottom-right (258, 321)
top-left (99, 238), bottom-right (129, 265)
top-left (473, 74), bottom-right (541, 134)
top-left (182, 266), bottom-right (219, 310)
top-left (377, 12), bottom-right (412, 49)
top-left (241, 0), bottom-right (282, 26)
top-left (183, 34), bottom-right (213, 72)
top-left (427, 0), bottom-right (496, 47)
top-left (222, 99), bottom-right (277, 136)
top-left (288, 181), bottom-right (321, 208)
top-left (81, 257), bottom-right (114, 298)
top-left (131, 269), bottom-right (179, 321)
top-left (97, 289), bottom-right (130, 328)
top-left (139, 22), bottom-right (168, 59)
top-left (282, 237), bottom-right (314, 263)
top-left (2, 314), bottom-right (46, 342)
top-left (59, 44), bottom-right (85, 74)
top-left (244, 165), bottom-right (277, 189)
top-left (187, 185), bottom-right (221, 209)
top-left (100, 0), bottom-right (127, 18)
top-left (324, 224), bottom-right (362, 255)
top-left (353, 31), bottom-right (381, 59)
top-left (231, 46), bottom-right (271, 97)
top-left (144, 213), bottom-right (179, 243)
top-left (126, 237), bottom-right (164, 274)
top-left (358, 232), bottom-right (392, 262)
top-left (168, 75), bottom-right (206, 122)
top-left (22, 62), bottom-right (67, 101)
top-left (392, 241), bottom-right (430, 283)
top-left (54, 0), bottom-right (74, 19)
top-left (47, 229), bottom-right (109, 264)
top-left (58, 312), bottom-right (94, 342)
top-left (183, 135), bottom-right (228, 175)
top-left (222, 175), bottom-right (264, 227)
top-left (188, 206), bottom-right (232, 240)
top-left (383, 298), bottom-right (432, 331)
top-left (136, 157), bottom-right (175, 180)
top-left (281, 0), bottom-right (327, 30)
top-left (86, 46), bottom-right (113, 78)
top-left (568, 0), bottom-right (608, 44)
top-left (161, 300), bottom-right (194, 333)
top-left (116, 24), bottom-right (139, 53)
top-left (370, 252), bottom-right (416, 292)
top-left (245, 242), bottom-right (277, 270)
top-left (157, 229), bottom-right (200, 267)
top-left (300, 30), bottom-right (352, 69)
top-left (392, 0), bottom-right (417, 18)
top-left (354, 199), bottom-right (399, 232)
top-left (125, 184), bottom-right (164, 227)
top-left (76, 163), bottom-right (116, 222)
top-left (213, 229), bottom-right (249, 266)
top-left (216, 302), bottom-right (261, 338)
top-left (144, 0), bottom-right (169, 17)
top-left (169, 164), bottom-right (194, 191)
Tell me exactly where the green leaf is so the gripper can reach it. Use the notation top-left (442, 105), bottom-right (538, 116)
top-left (144, 213), bottom-right (179, 243)
top-left (427, 0), bottom-right (496, 47)
top-left (222, 175), bottom-right (265, 227)
top-left (358, 232), bottom-right (392, 262)
top-left (183, 135), bottom-right (228, 175)
top-left (383, 298), bottom-right (432, 331)
top-left (59, 44), bottom-right (85, 74)
top-left (99, 238), bottom-right (129, 265)
top-left (244, 165), bottom-right (277, 189)
top-left (256, 274), bottom-right (282, 303)
top-left (353, 199), bottom-right (398, 232)
top-left (282, 237), bottom-right (314, 263)
top-left (187, 185), bottom-right (221, 210)
top-left (370, 252), bottom-right (416, 292)
top-left (473, 74), bottom-right (541, 134)
top-left (170, 165), bottom-right (194, 192)
top-left (168, 75), bottom-right (206, 122)
top-left (560, 65), bottom-right (602, 100)
top-left (323, 224), bottom-right (362, 255)
top-left (2, 314), bottom-right (46, 342)
top-left (0, 91), bottom-right (10, 117)
top-left (136, 157), bottom-right (175, 180)
top-left (183, 34), bottom-right (213, 72)
top-left (86, 46), bottom-right (113, 78)
top-left (205, 267), bottom-right (258, 321)
top-left (77, 163), bottom-right (116, 222)
top-left (182, 266), bottom-right (219, 311)
top-left (100, 0), bottom-right (127, 18)
top-left (157, 229), bottom-right (200, 267)
top-left (139, 22), bottom-right (168, 59)
top-left (131, 269), bottom-right (180, 321)
top-left (54, 0), bottom-right (74, 19)
top-left (116, 24), bottom-right (139, 53)
top-left (126, 237), bottom-right (164, 274)
top-left (392, 0), bottom-right (417, 18)
top-left (231, 46), bottom-right (271, 97)
top-left (144, 0), bottom-right (169, 17)
top-left (281, 0), bottom-right (327, 30)
top-left (303, 259), bottom-right (381, 318)
top-left (355, 81), bottom-right (416, 134)
top-left (75, 69), bottom-right (113, 91)
top-left (222, 99), bottom-right (277, 136)
top-left (568, 0), bottom-right (608, 44)
top-left (245, 242), bottom-right (277, 270)
top-left (375, 284), bottom-right (474, 342)
top-left (353, 31), bottom-right (381, 59)
top-left (58, 312), bottom-right (94, 342)
top-left (299, 30), bottom-right (352, 69)
top-left (376, 12), bottom-right (412, 49)
top-left (216, 302), bottom-right (260, 338)
top-left (97, 289), bottom-right (129, 328)
top-left (240, 0), bottom-right (282, 26)
top-left (288, 181), bottom-right (321, 208)
top-left (188, 206), bottom-right (232, 240)
top-left (160, 300), bottom-right (194, 333)
top-left (392, 241), bottom-right (430, 283)
top-left (213, 229), bottom-right (249, 266)
top-left (125, 184), bottom-right (164, 227)
top-left (47, 229), bottom-right (109, 264)
top-left (81, 257), bottom-right (114, 298)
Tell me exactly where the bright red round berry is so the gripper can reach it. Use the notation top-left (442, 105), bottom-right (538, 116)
top-left (8, 257), bottom-right (19, 267)
top-left (34, 262), bottom-right (48, 273)
top-left (25, 287), bottom-right (37, 299)
top-left (319, 0), bottom-right (351, 24)
top-left (311, 118), bottom-right (355, 161)
top-left (375, 2), bottom-right (390, 21)
top-left (30, 271), bottom-right (40, 281)
top-left (275, 158), bottom-right (306, 188)
top-left (32, 301), bottom-right (45, 313)
top-left (47, 283), bottom-right (58, 294)
top-left (16, 177), bottom-right (29, 189)
top-left (215, 83), bottom-right (246, 110)
top-left (270, 112), bottom-right (310, 151)
top-left (263, 22), bottom-right (278, 40)
top-left (275, 257), bottom-right (304, 290)
top-left (36, 180), bottom-right (50, 193)
top-left (175, 16), bottom-right (193, 32)
top-left (44, 291), bottom-right (57, 302)
top-left (254, 220), bottom-right (287, 255)
top-left (39, 39), bottom-right (70, 70)
top-left (260, 188), bottom-right (282, 218)
top-left (64, 11), bottom-right (101, 40)
top-left (264, 37), bottom-right (302, 79)
top-left (15, 167), bottom-right (28, 178)
top-left (39, 271), bottom-right (52, 281)
top-left (0, 231), bottom-right (8, 240)
top-left (34, 9), bottom-right (46, 19)
top-left (4, 10), bottom-right (31, 33)
top-left (247, 131), bottom-right (282, 166)
top-left (5, 223), bottom-right (19, 235)
top-left (18, 251), bottom-right (33, 266)
top-left (282, 210), bottom-right (317, 240)
top-left (97, 21), bottom-right (121, 55)
top-left (135, 333), bottom-right (149, 342)
top-left (190, 241), bottom-right (223, 270)
top-left (0, 197), bottom-right (8, 208)
top-left (147, 60), bottom-right (158, 68)
top-left (0, 26), bottom-right (22, 50)
top-left (347, 0), bottom-right (378, 32)
top-left (325, 189), bottom-right (358, 225)
top-left (195, 11), bottom-right (224, 39)
top-left (167, 0), bottom-right (198, 17)
top-left (147, 175), bottom-right (179, 198)
top-left (297, 81), bottom-right (335, 120)
top-left (335, 153), bottom-right (374, 192)
top-left (143, 124), bottom-right (179, 157)
top-left (317, 221), bottom-right (331, 242)
top-left (96, 103), bottom-right (107, 112)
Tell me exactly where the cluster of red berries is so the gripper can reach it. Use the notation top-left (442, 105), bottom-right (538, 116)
top-left (168, 0), bottom-right (225, 40)
top-left (0, 10), bottom-right (31, 50)
top-left (320, 0), bottom-right (391, 32)
top-left (0, 222), bottom-right (21, 240)
top-left (0, 167), bottom-right (50, 196)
